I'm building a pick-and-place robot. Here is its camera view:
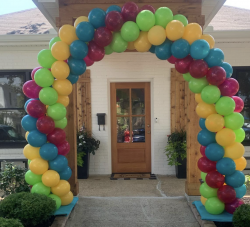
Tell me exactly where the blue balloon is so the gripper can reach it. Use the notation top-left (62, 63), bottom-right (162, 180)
top-left (234, 184), bottom-right (247, 198)
top-left (49, 155), bottom-right (68, 172)
top-left (67, 74), bottom-right (79, 84)
top-left (225, 170), bottom-right (245, 188)
top-left (21, 115), bottom-right (37, 132)
top-left (205, 143), bottom-right (224, 161)
top-left (88, 8), bottom-right (106, 29)
top-left (70, 40), bottom-right (88, 59)
top-left (155, 39), bottom-right (172, 60)
top-left (199, 118), bottom-right (206, 129)
top-left (171, 39), bottom-right (190, 59)
top-left (149, 45), bottom-right (155, 53)
top-left (27, 130), bottom-right (47, 147)
top-left (197, 129), bottom-right (216, 146)
top-left (76, 22), bottom-right (95, 42)
top-left (68, 57), bottom-right (86, 75)
top-left (204, 48), bottom-right (224, 68)
top-left (59, 166), bottom-right (72, 180)
top-left (190, 39), bottom-right (210, 60)
top-left (216, 157), bottom-right (236, 175)
top-left (106, 5), bottom-right (121, 13)
top-left (221, 62), bottom-right (233, 78)
top-left (39, 143), bottom-right (58, 161)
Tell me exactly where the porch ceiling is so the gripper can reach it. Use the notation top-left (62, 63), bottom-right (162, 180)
top-left (33, 0), bottom-right (225, 30)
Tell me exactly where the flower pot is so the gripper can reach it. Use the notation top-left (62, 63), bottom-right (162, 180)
top-left (77, 151), bottom-right (90, 179)
top-left (175, 156), bottom-right (186, 179)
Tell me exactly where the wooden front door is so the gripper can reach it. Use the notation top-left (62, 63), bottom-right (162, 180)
top-left (111, 82), bottom-right (151, 173)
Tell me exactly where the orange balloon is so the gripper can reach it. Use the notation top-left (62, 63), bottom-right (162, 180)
top-left (216, 128), bottom-right (236, 147)
top-left (195, 94), bottom-right (202, 103)
top-left (196, 102), bottom-right (216, 118)
top-left (205, 114), bottom-right (225, 132)
top-left (224, 142), bottom-right (245, 160)
top-left (201, 196), bottom-right (207, 206)
top-left (60, 191), bottom-right (74, 205)
top-left (235, 157), bottom-right (247, 171)
top-left (127, 41), bottom-right (135, 50)
top-left (51, 61), bottom-right (70, 80)
top-left (51, 41), bottom-right (70, 61)
top-left (201, 34), bottom-right (215, 49)
top-left (57, 95), bottom-right (70, 107)
top-left (148, 25), bottom-right (166, 45)
top-left (74, 16), bottom-right (88, 28)
top-left (166, 20), bottom-right (184, 41)
top-left (53, 79), bottom-right (72, 96)
top-left (51, 180), bottom-right (70, 197)
top-left (29, 158), bottom-right (49, 175)
top-left (134, 31), bottom-right (151, 52)
top-left (182, 23), bottom-right (202, 44)
top-left (23, 144), bottom-right (41, 160)
top-left (59, 25), bottom-right (78, 45)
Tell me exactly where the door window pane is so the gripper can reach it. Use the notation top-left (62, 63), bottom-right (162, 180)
top-left (116, 89), bottom-right (130, 115)
top-left (132, 89), bottom-right (145, 115)
top-left (132, 117), bottom-right (145, 143)
top-left (117, 117), bottom-right (130, 143)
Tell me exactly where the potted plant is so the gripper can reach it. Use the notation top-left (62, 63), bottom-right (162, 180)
top-left (165, 131), bottom-right (187, 179)
top-left (77, 127), bottom-right (100, 179)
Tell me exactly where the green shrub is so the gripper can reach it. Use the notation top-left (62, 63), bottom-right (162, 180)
top-left (0, 192), bottom-right (56, 227)
top-left (0, 217), bottom-right (24, 227)
top-left (233, 204), bottom-right (250, 227)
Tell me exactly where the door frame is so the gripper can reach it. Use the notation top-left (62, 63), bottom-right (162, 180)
top-left (107, 78), bottom-right (155, 174)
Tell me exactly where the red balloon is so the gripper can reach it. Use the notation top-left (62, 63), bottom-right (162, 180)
top-left (167, 55), bottom-right (177, 64)
top-left (22, 80), bottom-right (42, 99)
top-left (217, 185), bottom-right (236, 204)
top-left (206, 171), bottom-right (225, 188)
top-left (105, 11), bottom-right (124, 32)
top-left (88, 41), bottom-right (105, 62)
top-left (206, 66), bottom-right (226, 86)
top-left (218, 78), bottom-right (239, 96)
top-left (175, 55), bottom-right (193, 74)
top-left (94, 27), bottom-right (113, 47)
top-left (121, 2), bottom-right (139, 22)
top-left (200, 145), bottom-right (206, 156)
top-left (47, 128), bottom-right (66, 146)
top-left (36, 116), bottom-right (55, 134)
top-left (31, 67), bottom-right (42, 80)
top-left (198, 157), bottom-right (216, 173)
top-left (225, 198), bottom-right (244, 214)
top-left (232, 96), bottom-right (244, 113)
top-left (189, 60), bottom-right (208, 78)
top-left (26, 100), bottom-right (46, 118)
top-left (57, 140), bottom-right (70, 156)
top-left (84, 55), bottom-right (94, 67)
top-left (139, 5), bottom-right (155, 13)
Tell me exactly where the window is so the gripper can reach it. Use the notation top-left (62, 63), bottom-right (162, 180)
top-left (232, 67), bottom-right (250, 146)
top-left (0, 71), bottom-right (31, 148)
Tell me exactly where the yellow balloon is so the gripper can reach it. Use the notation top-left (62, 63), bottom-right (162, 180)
top-left (205, 114), bottom-right (225, 132)
top-left (57, 95), bottom-right (70, 107)
top-left (74, 16), bottom-right (88, 28)
top-left (201, 196), bottom-right (207, 206)
top-left (51, 180), bottom-right (70, 197)
top-left (148, 25), bottom-right (166, 46)
top-left (195, 94), bottom-right (202, 103)
top-left (51, 61), bottom-right (70, 80)
top-left (30, 158), bottom-right (49, 175)
top-left (224, 142), bottom-right (245, 160)
top-left (182, 23), bottom-right (202, 44)
top-left (166, 20), bottom-right (184, 41)
top-left (60, 191), bottom-right (74, 205)
top-left (42, 170), bottom-right (60, 187)
top-left (134, 31), bottom-right (151, 52)
top-left (53, 79), bottom-right (73, 96)
top-left (196, 102), bottom-right (216, 119)
top-left (59, 25), bottom-right (78, 45)
top-left (216, 128), bottom-right (236, 147)
top-left (51, 41), bottom-right (70, 61)
top-left (201, 34), bottom-right (215, 49)
top-left (25, 131), bottom-right (29, 141)
top-left (23, 144), bottom-right (41, 160)
top-left (127, 41), bottom-right (135, 50)
top-left (235, 157), bottom-right (247, 171)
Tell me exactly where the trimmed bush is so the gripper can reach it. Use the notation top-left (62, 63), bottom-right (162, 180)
top-left (0, 192), bottom-right (56, 227)
top-left (0, 217), bottom-right (24, 227)
top-left (233, 204), bottom-right (250, 227)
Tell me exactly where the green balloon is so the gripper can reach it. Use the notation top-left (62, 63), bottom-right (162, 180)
top-left (183, 73), bottom-right (192, 82)
top-left (205, 197), bottom-right (225, 215)
top-left (34, 68), bottom-right (54, 88)
top-left (155, 7), bottom-right (173, 28)
top-left (25, 170), bottom-right (42, 185)
top-left (189, 77), bottom-right (209, 93)
top-left (48, 194), bottom-right (61, 210)
top-left (47, 103), bottom-right (66, 120)
top-left (224, 112), bottom-right (244, 130)
top-left (110, 32), bottom-right (128, 53)
top-left (31, 182), bottom-right (50, 196)
top-left (28, 159), bottom-right (31, 165)
top-left (54, 117), bottom-right (68, 129)
top-left (39, 87), bottom-right (58, 106)
top-left (49, 37), bottom-right (61, 49)
top-left (201, 85), bottom-right (221, 104)
top-left (234, 128), bottom-right (245, 143)
top-left (136, 10), bottom-right (155, 31)
top-left (201, 172), bottom-right (207, 182)
top-left (173, 14), bottom-right (188, 26)
top-left (200, 183), bottom-right (218, 199)
top-left (215, 97), bottom-right (235, 116)
top-left (37, 49), bottom-right (56, 68)
top-left (104, 45), bottom-right (113, 55)
top-left (121, 22), bottom-right (140, 42)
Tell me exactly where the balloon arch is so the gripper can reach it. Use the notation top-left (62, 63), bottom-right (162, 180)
top-left (22, 2), bottom-right (246, 214)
